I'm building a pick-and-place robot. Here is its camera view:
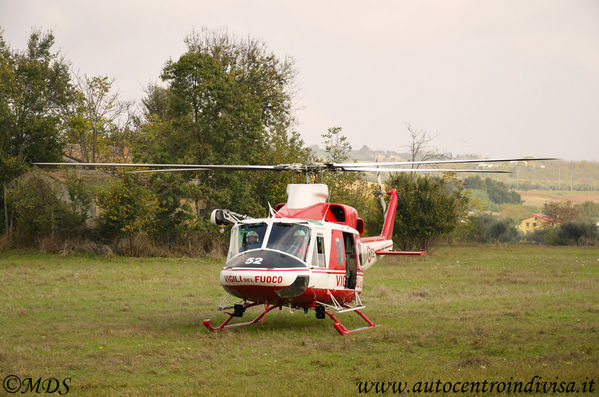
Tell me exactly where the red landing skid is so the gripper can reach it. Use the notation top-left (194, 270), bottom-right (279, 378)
top-left (307, 303), bottom-right (380, 336)
top-left (376, 250), bottom-right (426, 256)
top-left (203, 302), bottom-right (278, 331)
top-left (203, 302), bottom-right (380, 335)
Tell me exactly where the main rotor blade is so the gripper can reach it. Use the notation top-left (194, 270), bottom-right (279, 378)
top-left (340, 167), bottom-right (510, 173)
top-left (334, 157), bottom-right (559, 168)
top-left (33, 160), bottom-right (535, 174)
top-left (127, 168), bottom-right (211, 174)
top-left (33, 162), bottom-right (284, 171)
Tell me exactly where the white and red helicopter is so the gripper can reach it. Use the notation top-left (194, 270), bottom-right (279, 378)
top-left (35, 157), bottom-right (554, 335)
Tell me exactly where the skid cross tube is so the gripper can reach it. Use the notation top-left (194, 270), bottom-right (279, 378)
top-left (203, 303), bottom-right (280, 332)
top-left (309, 303), bottom-right (380, 336)
top-left (204, 299), bottom-right (380, 335)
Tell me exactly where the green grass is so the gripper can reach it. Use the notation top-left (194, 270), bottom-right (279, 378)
top-left (1, 246), bottom-right (598, 396)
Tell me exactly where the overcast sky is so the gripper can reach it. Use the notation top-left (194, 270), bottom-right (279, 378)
top-left (1, 1), bottom-right (598, 160)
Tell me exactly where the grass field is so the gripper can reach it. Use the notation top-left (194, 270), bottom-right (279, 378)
top-left (1, 246), bottom-right (598, 396)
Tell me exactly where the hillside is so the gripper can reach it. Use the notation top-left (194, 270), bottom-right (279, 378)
top-left (519, 190), bottom-right (599, 206)
top-left (310, 145), bottom-right (599, 192)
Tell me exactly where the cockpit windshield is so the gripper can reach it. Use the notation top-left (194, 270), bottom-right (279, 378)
top-left (228, 222), bottom-right (267, 259)
top-left (227, 222), bottom-right (312, 263)
top-left (266, 223), bottom-right (311, 262)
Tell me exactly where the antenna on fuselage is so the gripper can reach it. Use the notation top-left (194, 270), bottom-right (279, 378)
top-left (268, 202), bottom-right (276, 218)
top-left (321, 184), bottom-right (332, 222)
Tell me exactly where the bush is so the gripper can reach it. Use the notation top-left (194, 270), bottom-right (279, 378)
top-left (580, 201), bottom-right (599, 223)
top-left (463, 176), bottom-right (521, 205)
top-left (485, 178), bottom-right (521, 205)
top-left (459, 213), bottom-right (521, 243)
top-left (10, 171), bottom-right (89, 244)
top-left (525, 222), bottom-right (597, 246)
top-left (557, 222), bottom-right (598, 246)
top-left (96, 174), bottom-right (163, 254)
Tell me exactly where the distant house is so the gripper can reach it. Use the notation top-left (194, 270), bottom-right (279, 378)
top-left (519, 213), bottom-right (555, 233)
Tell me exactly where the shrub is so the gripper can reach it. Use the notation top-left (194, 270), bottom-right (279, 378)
top-left (10, 171), bottom-right (88, 244)
top-left (460, 213), bottom-right (520, 243)
top-left (96, 174), bottom-right (163, 254)
top-left (557, 222), bottom-right (597, 246)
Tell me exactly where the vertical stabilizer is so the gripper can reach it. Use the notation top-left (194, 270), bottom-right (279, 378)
top-left (380, 189), bottom-right (398, 240)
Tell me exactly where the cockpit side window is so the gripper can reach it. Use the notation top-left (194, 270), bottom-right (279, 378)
top-left (311, 234), bottom-right (326, 268)
top-left (335, 237), bottom-right (344, 267)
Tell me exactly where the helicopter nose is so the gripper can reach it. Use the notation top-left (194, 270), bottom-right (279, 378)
top-left (220, 268), bottom-right (310, 301)
top-left (220, 250), bottom-right (310, 301)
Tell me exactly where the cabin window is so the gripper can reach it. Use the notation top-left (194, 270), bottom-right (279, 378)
top-left (335, 238), bottom-right (344, 266)
top-left (266, 223), bottom-right (311, 262)
top-left (357, 241), bottom-right (364, 268)
top-left (228, 222), bottom-right (268, 259)
top-left (312, 234), bottom-right (326, 268)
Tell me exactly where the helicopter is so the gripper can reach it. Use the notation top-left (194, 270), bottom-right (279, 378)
top-left (34, 157), bottom-right (555, 335)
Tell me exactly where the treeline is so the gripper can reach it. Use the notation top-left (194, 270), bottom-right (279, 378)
top-left (463, 176), bottom-right (521, 205)
top-left (0, 29), bottom-right (387, 255)
top-left (0, 28), bottom-right (597, 256)
top-left (0, 28), bottom-right (316, 254)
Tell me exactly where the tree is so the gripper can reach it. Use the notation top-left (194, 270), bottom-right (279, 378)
top-left (383, 125), bottom-right (469, 250)
top-left (135, 28), bottom-right (309, 217)
top-left (96, 174), bottom-right (163, 255)
top-left (319, 126), bottom-right (356, 202)
top-left (62, 171), bottom-right (93, 237)
top-left (485, 177), bottom-right (521, 204)
top-left (578, 201), bottom-right (599, 223)
top-left (65, 74), bottom-right (135, 162)
top-left (9, 170), bottom-right (89, 244)
top-left (146, 173), bottom-right (194, 242)
top-left (387, 173), bottom-right (469, 250)
top-left (0, 30), bottom-right (73, 237)
top-left (141, 84), bottom-right (170, 120)
top-left (322, 126), bottom-right (351, 163)
top-left (11, 172), bottom-right (62, 242)
top-left (459, 214), bottom-right (520, 243)
top-left (463, 175), bottom-right (485, 190)
top-left (0, 153), bottom-right (27, 235)
top-left (0, 29), bottom-right (72, 163)
top-left (404, 123), bottom-right (449, 166)
top-left (557, 222), bottom-right (597, 246)
top-left (463, 176), bottom-right (521, 205)
top-left (543, 200), bottom-right (580, 224)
